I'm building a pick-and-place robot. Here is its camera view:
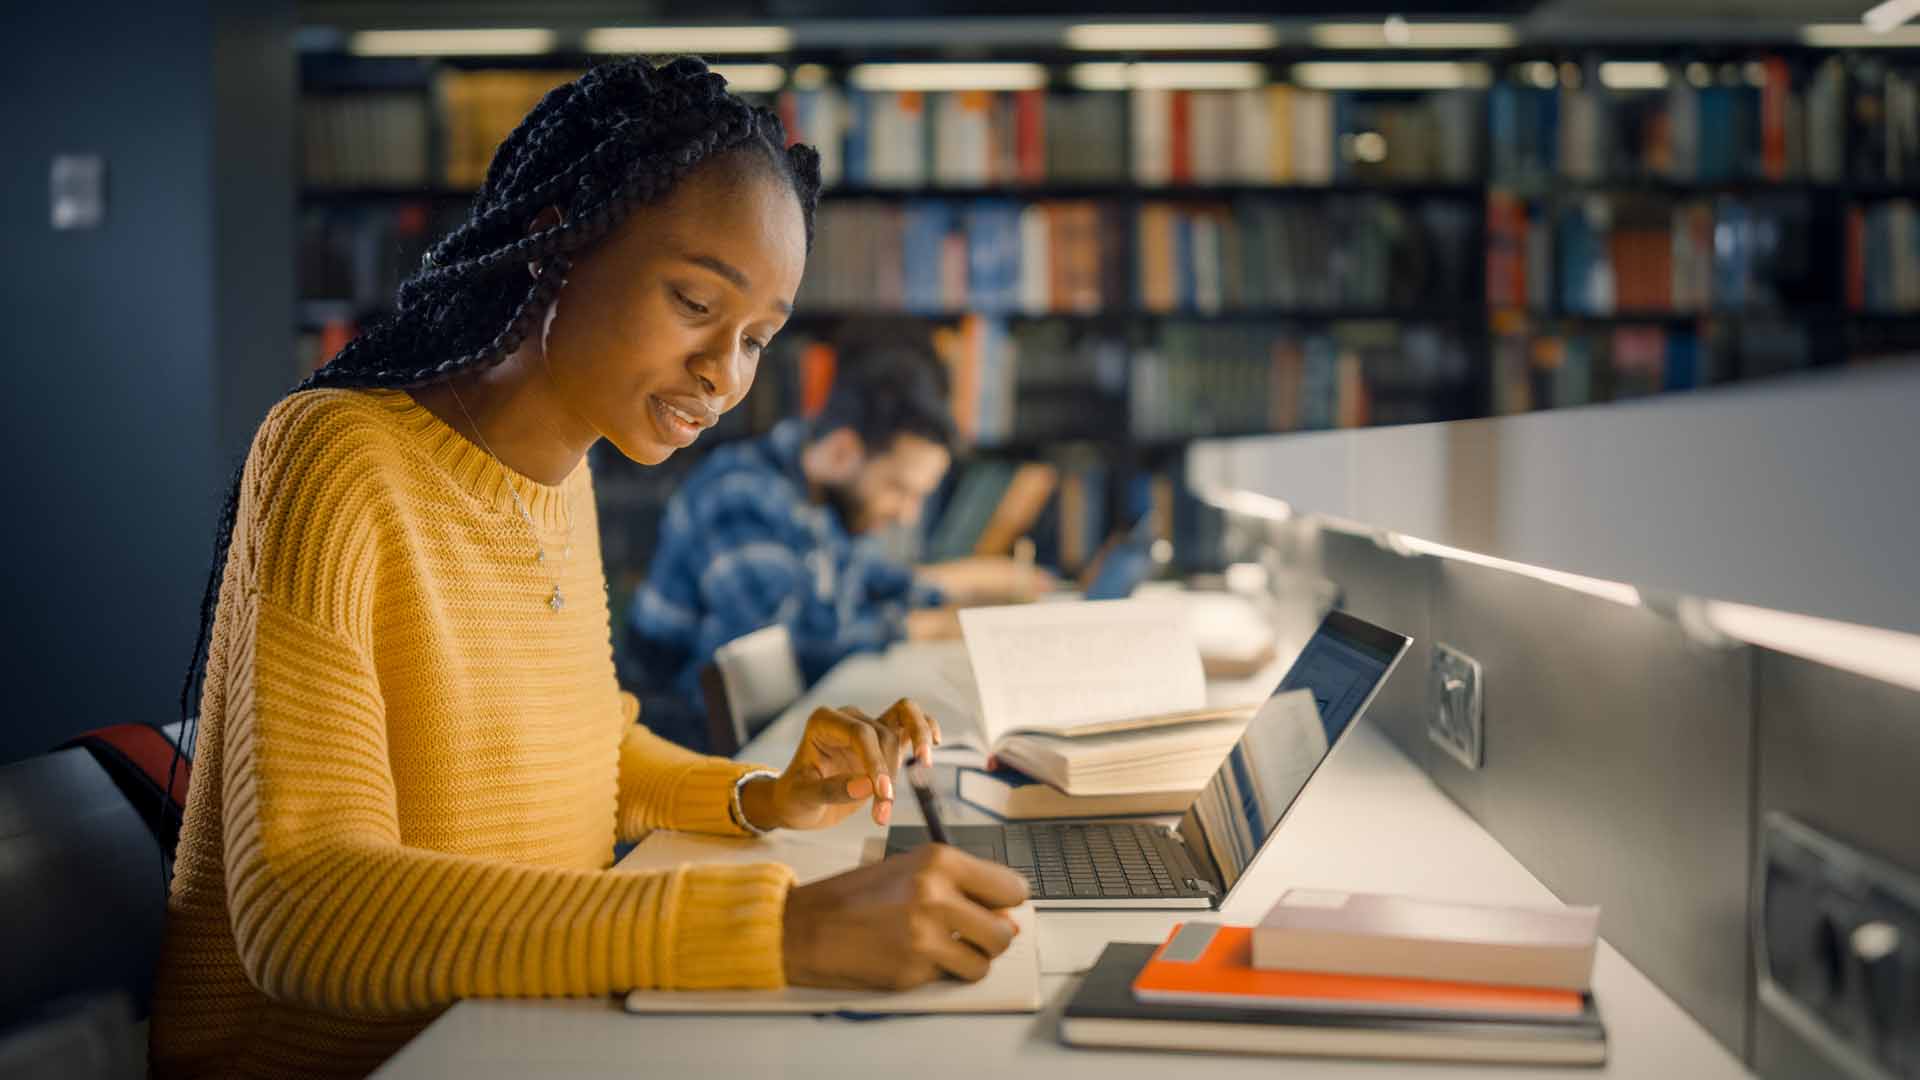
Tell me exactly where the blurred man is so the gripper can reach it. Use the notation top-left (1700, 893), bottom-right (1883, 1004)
top-left (629, 339), bottom-right (1051, 748)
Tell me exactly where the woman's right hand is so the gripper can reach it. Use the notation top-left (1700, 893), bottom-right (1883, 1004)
top-left (781, 845), bottom-right (1030, 990)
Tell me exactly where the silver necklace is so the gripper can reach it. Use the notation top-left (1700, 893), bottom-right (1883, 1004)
top-left (448, 383), bottom-right (576, 613)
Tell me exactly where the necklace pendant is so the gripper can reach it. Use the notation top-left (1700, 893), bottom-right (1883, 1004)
top-left (548, 585), bottom-right (566, 613)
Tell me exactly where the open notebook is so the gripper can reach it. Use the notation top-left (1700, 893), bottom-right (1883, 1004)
top-left (618, 823), bottom-right (1041, 1015)
top-left (622, 903), bottom-right (1040, 1015)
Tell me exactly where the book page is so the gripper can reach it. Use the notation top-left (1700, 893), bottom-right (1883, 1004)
top-left (960, 598), bottom-right (1206, 745)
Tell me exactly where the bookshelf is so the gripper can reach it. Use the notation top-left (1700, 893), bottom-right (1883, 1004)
top-left (294, 42), bottom-right (1920, 586)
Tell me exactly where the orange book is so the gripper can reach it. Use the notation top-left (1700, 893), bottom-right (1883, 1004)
top-left (1169, 90), bottom-right (1193, 185)
top-left (1133, 924), bottom-right (1586, 1021)
top-left (1014, 89), bottom-right (1046, 184)
top-left (1761, 57), bottom-right (1789, 181)
top-left (798, 343), bottom-right (836, 418)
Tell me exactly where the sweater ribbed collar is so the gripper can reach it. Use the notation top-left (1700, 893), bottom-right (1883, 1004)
top-left (367, 388), bottom-right (585, 533)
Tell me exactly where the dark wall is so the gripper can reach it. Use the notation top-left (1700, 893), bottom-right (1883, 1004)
top-left (0, 2), bottom-right (292, 763)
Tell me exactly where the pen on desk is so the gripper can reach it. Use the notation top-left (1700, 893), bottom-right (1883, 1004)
top-left (907, 754), bottom-right (951, 846)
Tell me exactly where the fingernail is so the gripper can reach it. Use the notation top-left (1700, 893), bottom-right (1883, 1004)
top-left (877, 801), bottom-right (892, 825)
top-left (880, 775), bottom-right (895, 801)
top-left (847, 777), bottom-right (873, 799)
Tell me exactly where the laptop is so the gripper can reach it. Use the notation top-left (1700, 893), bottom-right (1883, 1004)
top-left (1082, 517), bottom-right (1157, 602)
top-left (887, 610), bottom-right (1412, 909)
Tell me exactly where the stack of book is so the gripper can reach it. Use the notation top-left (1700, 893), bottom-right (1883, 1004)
top-left (1063, 891), bottom-right (1607, 1065)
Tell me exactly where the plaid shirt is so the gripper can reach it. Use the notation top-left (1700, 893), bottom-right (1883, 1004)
top-left (629, 420), bottom-right (944, 711)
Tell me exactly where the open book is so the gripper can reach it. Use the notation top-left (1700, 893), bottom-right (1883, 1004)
top-left (960, 599), bottom-right (1257, 795)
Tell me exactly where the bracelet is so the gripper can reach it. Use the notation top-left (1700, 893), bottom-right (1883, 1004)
top-left (729, 769), bottom-right (780, 836)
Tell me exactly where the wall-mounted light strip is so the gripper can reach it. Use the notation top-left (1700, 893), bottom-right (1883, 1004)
top-left (1392, 534), bottom-right (1643, 608)
top-left (349, 28), bottom-right (555, 56)
top-left (1291, 61), bottom-right (1491, 91)
top-left (1069, 61), bottom-right (1268, 91)
top-left (1598, 61), bottom-right (1670, 91)
top-left (1691, 599), bottom-right (1920, 693)
top-left (710, 64), bottom-right (787, 94)
top-left (1803, 22), bottom-right (1920, 46)
top-left (1063, 22), bottom-right (1278, 51)
top-left (849, 62), bottom-right (1046, 93)
top-left (583, 26), bottom-right (793, 55)
top-left (1308, 21), bottom-right (1515, 49)
top-left (1864, 0), bottom-right (1920, 34)
top-left (1193, 485), bottom-right (1294, 522)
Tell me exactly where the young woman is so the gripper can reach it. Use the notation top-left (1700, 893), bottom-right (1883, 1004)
top-left (150, 58), bottom-right (1026, 1079)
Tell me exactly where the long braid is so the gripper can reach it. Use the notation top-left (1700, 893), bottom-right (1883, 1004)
top-left (163, 57), bottom-right (821, 877)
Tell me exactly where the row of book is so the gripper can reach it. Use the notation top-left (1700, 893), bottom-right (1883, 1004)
top-left (1847, 200), bottom-right (1920, 312)
top-left (1132, 86), bottom-right (1481, 186)
top-left (1493, 55), bottom-right (1920, 186)
top-left (1487, 192), bottom-right (1816, 315)
top-left (855, 314), bottom-right (1477, 448)
top-left (779, 85), bottom-right (1482, 190)
top-left (299, 203), bottom-right (469, 313)
top-left (794, 196), bottom-right (1480, 316)
top-left (303, 92), bottom-right (433, 188)
top-left (797, 200), bottom-right (1124, 314)
top-left (304, 54), bottom-right (1920, 192)
top-left (1130, 321), bottom-right (1474, 438)
top-left (1137, 198), bottom-right (1478, 313)
top-left (1490, 319), bottom-right (1817, 413)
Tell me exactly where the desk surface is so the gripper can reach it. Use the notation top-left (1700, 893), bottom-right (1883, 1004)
top-left (378, 634), bottom-right (1751, 1080)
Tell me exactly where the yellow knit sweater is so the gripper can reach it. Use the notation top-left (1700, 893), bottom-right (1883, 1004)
top-left (149, 389), bottom-right (794, 1079)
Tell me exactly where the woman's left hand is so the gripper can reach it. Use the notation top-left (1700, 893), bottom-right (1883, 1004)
top-left (740, 699), bottom-right (942, 831)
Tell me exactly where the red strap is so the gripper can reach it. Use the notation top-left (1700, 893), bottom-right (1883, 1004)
top-left (65, 724), bottom-right (191, 807)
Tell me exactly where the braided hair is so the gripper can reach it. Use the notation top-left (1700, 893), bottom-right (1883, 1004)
top-left (162, 57), bottom-right (822, 867)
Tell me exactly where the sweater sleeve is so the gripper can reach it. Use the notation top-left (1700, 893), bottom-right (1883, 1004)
top-left (220, 591), bottom-right (794, 1016)
top-left (613, 691), bottom-right (781, 841)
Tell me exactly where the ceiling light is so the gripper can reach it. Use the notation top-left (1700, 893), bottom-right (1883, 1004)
top-left (1598, 61), bottom-right (1669, 90)
top-left (711, 64), bottom-right (786, 94)
top-left (349, 29), bottom-right (555, 57)
top-left (1063, 22), bottom-right (1278, 51)
top-left (584, 26), bottom-right (792, 54)
top-left (1864, 0), bottom-right (1920, 33)
top-left (1309, 21), bottom-right (1515, 49)
top-left (1292, 61), bottom-right (1491, 91)
top-left (1069, 61), bottom-right (1268, 90)
top-left (848, 63), bottom-right (1046, 93)
top-left (1803, 22), bottom-right (1920, 45)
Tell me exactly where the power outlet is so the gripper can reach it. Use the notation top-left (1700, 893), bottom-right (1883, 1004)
top-left (1759, 814), bottom-right (1920, 1079)
top-left (1427, 643), bottom-right (1483, 770)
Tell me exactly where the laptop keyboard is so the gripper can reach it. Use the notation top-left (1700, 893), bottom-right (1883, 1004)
top-left (1004, 822), bottom-right (1182, 899)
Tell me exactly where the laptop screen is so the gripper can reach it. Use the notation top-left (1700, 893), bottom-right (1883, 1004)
top-left (1175, 610), bottom-right (1410, 894)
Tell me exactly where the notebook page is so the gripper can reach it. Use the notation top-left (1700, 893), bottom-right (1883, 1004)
top-left (960, 599), bottom-right (1206, 745)
top-left (622, 903), bottom-right (1040, 1015)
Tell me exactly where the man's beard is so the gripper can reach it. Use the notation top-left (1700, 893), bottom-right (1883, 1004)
top-left (820, 482), bottom-right (868, 535)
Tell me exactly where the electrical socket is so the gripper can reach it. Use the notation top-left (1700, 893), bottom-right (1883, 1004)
top-left (1759, 814), bottom-right (1920, 1079)
top-left (1427, 643), bottom-right (1483, 770)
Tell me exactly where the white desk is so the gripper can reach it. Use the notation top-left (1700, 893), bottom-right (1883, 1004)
top-left (378, 638), bottom-right (1751, 1079)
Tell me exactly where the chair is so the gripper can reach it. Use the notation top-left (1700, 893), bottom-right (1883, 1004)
top-left (0, 723), bottom-right (191, 1076)
top-left (698, 624), bottom-right (805, 756)
top-left (0, 746), bottom-right (169, 1031)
